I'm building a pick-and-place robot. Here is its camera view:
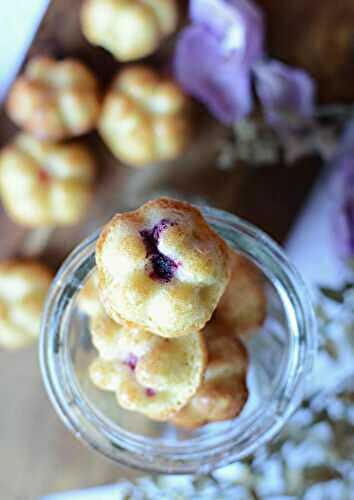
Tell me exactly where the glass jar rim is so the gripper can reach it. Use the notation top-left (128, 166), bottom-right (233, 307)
top-left (39, 205), bottom-right (317, 473)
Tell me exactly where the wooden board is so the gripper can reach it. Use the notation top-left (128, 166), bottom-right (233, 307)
top-left (258, 0), bottom-right (354, 104)
top-left (0, 1), bottom-right (321, 499)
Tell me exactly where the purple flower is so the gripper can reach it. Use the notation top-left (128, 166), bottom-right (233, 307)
top-left (333, 155), bottom-right (354, 260)
top-left (174, 0), bottom-right (264, 124)
top-left (174, 0), bottom-right (316, 130)
top-left (342, 195), bottom-right (354, 259)
top-left (190, 0), bottom-right (264, 64)
top-left (175, 26), bottom-right (254, 123)
top-left (253, 60), bottom-right (316, 131)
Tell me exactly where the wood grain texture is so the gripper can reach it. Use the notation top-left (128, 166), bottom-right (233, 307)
top-left (0, 345), bottom-right (139, 500)
top-left (257, 0), bottom-right (354, 103)
top-left (0, 1), bottom-right (321, 499)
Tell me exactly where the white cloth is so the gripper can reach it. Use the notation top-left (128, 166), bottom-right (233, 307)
top-left (42, 483), bottom-right (134, 500)
top-left (285, 167), bottom-right (348, 289)
top-left (0, 0), bottom-right (49, 103)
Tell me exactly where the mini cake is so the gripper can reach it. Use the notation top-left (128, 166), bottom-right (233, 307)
top-left (6, 57), bottom-right (101, 141)
top-left (89, 314), bottom-right (207, 420)
top-left (171, 320), bottom-right (249, 428)
top-left (96, 198), bottom-right (231, 338)
top-left (0, 134), bottom-right (95, 227)
top-left (98, 66), bottom-right (193, 167)
top-left (0, 261), bottom-right (52, 349)
top-left (77, 272), bottom-right (103, 318)
top-left (215, 251), bottom-right (267, 338)
top-left (81, 0), bottom-right (178, 62)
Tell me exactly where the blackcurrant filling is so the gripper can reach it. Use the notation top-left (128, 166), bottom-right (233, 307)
top-left (124, 353), bottom-right (138, 371)
top-left (149, 253), bottom-right (178, 282)
top-left (145, 388), bottom-right (156, 397)
top-left (140, 219), bottom-right (179, 283)
top-left (38, 169), bottom-right (50, 183)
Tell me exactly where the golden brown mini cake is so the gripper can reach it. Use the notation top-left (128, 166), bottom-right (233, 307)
top-left (96, 197), bottom-right (231, 338)
top-left (0, 261), bottom-right (52, 349)
top-left (0, 134), bottom-right (95, 227)
top-left (215, 251), bottom-right (267, 338)
top-left (171, 320), bottom-right (249, 428)
top-left (6, 57), bottom-right (101, 141)
top-left (89, 314), bottom-right (207, 420)
top-left (98, 66), bottom-right (193, 167)
top-left (81, 0), bottom-right (178, 62)
top-left (77, 272), bottom-right (103, 318)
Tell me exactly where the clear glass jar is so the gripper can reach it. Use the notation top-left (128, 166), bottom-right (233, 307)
top-left (39, 206), bottom-right (317, 474)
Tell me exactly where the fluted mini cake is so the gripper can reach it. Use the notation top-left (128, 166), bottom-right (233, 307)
top-left (6, 57), bottom-right (101, 141)
top-left (171, 320), bottom-right (249, 428)
top-left (81, 0), bottom-right (178, 62)
top-left (0, 261), bottom-right (52, 349)
top-left (89, 314), bottom-right (207, 420)
top-left (98, 66), bottom-right (193, 167)
top-left (216, 251), bottom-right (267, 338)
top-left (0, 134), bottom-right (95, 227)
top-left (77, 272), bottom-right (103, 319)
top-left (96, 198), bottom-right (231, 338)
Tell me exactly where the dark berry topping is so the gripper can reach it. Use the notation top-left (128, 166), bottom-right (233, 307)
top-left (140, 219), bottom-right (180, 283)
top-left (149, 253), bottom-right (178, 283)
top-left (140, 219), bottom-right (175, 257)
top-left (124, 353), bottom-right (138, 371)
top-left (145, 388), bottom-right (156, 397)
top-left (38, 169), bottom-right (50, 183)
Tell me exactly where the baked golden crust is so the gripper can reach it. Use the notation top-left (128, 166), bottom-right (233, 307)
top-left (98, 66), bottom-right (193, 167)
top-left (77, 272), bottom-right (103, 318)
top-left (171, 320), bottom-right (249, 428)
top-left (81, 0), bottom-right (178, 62)
top-left (0, 260), bottom-right (52, 349)
top-left (6, 57), bottom-right (101, 141)
top-left (89, 314), bottom-right (207, 420)
top-left (96, 197), bottom-right (231, 338)
top-left (0, 134), bottom-right (95, 227)
top-left (215, 251), bottom-right (267, 338)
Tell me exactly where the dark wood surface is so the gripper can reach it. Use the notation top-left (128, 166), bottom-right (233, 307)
top-left (258, 0), bottom-right (354, 104)
top-left (0, 1), bottom-right (322, 499)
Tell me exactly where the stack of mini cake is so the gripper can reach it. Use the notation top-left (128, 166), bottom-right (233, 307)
top-left (79, 197), bottom-right (266, 428)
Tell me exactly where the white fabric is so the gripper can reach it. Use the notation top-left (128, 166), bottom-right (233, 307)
top-left (42, 483), bottom-right (134, 500)
top-left (285, 167), bottom-right (348, 289)
top-left (0, 0), bottom-right (49, 103)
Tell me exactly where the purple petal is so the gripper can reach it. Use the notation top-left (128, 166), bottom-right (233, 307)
top-left (336, 119), bottom-right (354, 157)
top-left (342, 196), bottom-right (354, 258)
top-left (332, 154), bottom-right (354, 260)
top-left (174, 26), bottom-right (253, 124)
top-left (253, 60), bottom-right (316, 131)
top-left (190, 0), bottom-right (265, 64)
